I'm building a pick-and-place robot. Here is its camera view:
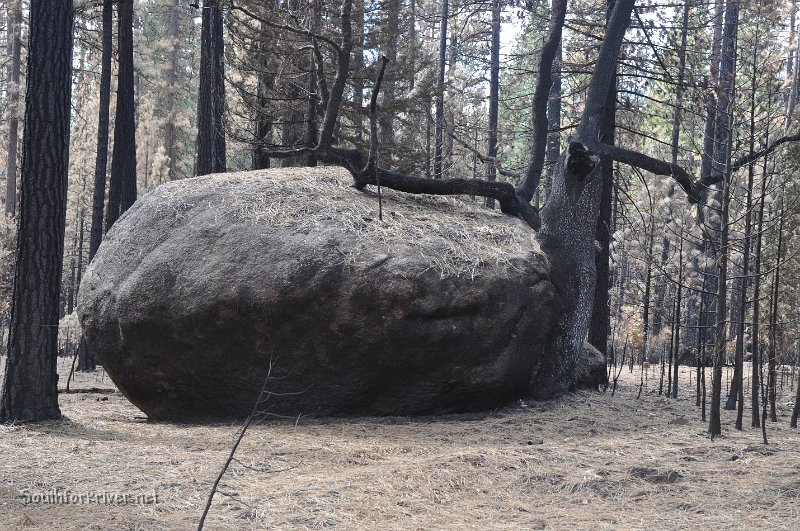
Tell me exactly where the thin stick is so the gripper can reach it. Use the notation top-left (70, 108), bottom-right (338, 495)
top-left (366, 56), bottom-right (389, 221)
top-left (197, 359), bottom-right (274, 530)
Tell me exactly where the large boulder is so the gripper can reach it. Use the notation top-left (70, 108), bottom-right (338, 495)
top-left (78, 167), bottom-right (556, 420)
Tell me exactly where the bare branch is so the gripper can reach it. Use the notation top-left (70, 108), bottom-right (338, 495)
top-left (229, 0), bottom-right (342, 53)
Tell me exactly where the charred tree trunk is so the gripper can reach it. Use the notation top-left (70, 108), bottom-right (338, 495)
top-left (4, 0), bottom-right (21, 217)
top-left (196, 0), bottom-right (226, 175)
top-left (709, 0), bottom-right (738, 438)
top-left (768, 196), bottom-right (784, 422)
top-left (0, 0), bottom-right (73, 423)
top-left (588, 0), bottom-right (618, 360)
top-left (529, 0), bottom-right (634, 397)
top-left (106, 0), bottom-right (138, 230)
top-left (88, 0), bottom-right (113, 260)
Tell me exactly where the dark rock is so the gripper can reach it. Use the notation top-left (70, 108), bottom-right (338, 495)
top-left (575, 342), bottom-right (607, 390)
top-left (78, 168), bottom-right (557, 421)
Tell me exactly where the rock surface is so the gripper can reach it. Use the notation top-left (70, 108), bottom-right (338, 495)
top-left (78, 167), bottom-right (556, 420)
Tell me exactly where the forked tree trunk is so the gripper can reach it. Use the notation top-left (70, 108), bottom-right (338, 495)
top-left (529, 0), bottom-right (634, 397)
top-left (0, 0), bottom-right (73, 423)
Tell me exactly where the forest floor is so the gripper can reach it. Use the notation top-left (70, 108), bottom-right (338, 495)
top-left (0, 358), bottom-right (799, 530)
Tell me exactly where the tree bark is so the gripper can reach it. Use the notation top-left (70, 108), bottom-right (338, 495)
top-left (106, 0), bottom-right (138, 229)
top-left (0, 0), bottom-right (73, 423)
top-left (196, 0), bottom-right (226, 175)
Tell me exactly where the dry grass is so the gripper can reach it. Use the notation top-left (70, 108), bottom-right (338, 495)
top-left (1, 357), bottom-right (799, 530)
top-left (147, 167), bottom-right (541, 278)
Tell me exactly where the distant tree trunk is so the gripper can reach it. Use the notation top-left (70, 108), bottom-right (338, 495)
top-left (792, 362), bottom-right (800, 427)
top-left (252, 64), bottom-right (273, 170)
top-left (164, 0), bottom-right (180, 180)
top-left (352, 0), bottom-right (366, 142)
top-left (588, 0), bottom-right (618, 359)
top-left (196, 0), bottom-right (226, 175)
top-left (0, 0), bottom-right (73, 423)
top-left (751, 153), bottom-right (769, 428)
top-left (106, 0), bottom-right (138, 230)
top-left (4, 0), bottom-right (21, 217)
top-left (433, 0), bottom-right (448, 179)
top-left (378, 0), bottom-right (399, 167)
top-left (671, 230), bottom-right (683, 398)
top-left (88, 0), bottom-right (113, 260)
top-left (767, 197), bottom-right (784, 422)
top-left (484, 0), bottom-right (500, 208)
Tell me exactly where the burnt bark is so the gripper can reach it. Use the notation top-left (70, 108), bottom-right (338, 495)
top-left (106, 0), bottom-right (138, 230)
top-left (196, 0), bottom-right (226, 175)
top-left (0, 0), bottom-right (73, 423)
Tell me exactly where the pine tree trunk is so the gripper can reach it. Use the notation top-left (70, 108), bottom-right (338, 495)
top-left (378, 0), bottom-right (399, 167)
top-left (88, 0), bottom-right (113, 261)
top-left (432, 0), bottom-right (448, 179)
top-left (484, 0), bottom-right (500, 208)
top-left (768, 197), bottom-right (784, 422)
top-left (196, 0), bottom-right (226, 175)
top-left (164, 0), bottom-right (180, 180)
top-left (4, 0), bottom-right (21, 217)
top-left (0, 0), bottom-right (73, 423)
top-left (106, 0), bottom-right (138, 229)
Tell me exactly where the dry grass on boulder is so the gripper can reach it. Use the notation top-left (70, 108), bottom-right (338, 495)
top-left (145, 166), bottom-right (542, 278)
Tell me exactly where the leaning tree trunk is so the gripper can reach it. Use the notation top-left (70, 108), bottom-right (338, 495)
top-left (0, 0), bottom-right (73, 423)
top-left (196, 0), bottom-right (226, 175)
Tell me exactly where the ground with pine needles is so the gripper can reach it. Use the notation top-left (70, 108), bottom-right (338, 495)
top-left (1, 357), bottom-right (799, 529)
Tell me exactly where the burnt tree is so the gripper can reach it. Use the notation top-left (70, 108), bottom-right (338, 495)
top-left (0, 0), bottom-right (73, 423)
top-left (106, 0), bottom-right (137, 229)
top-left (196, 0), bottom-right (227, 175)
